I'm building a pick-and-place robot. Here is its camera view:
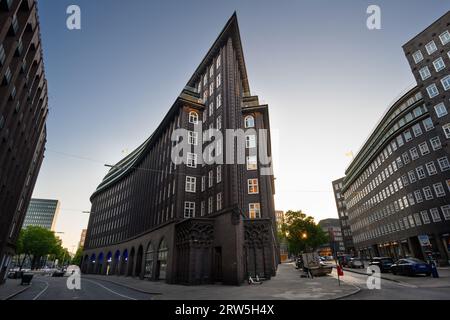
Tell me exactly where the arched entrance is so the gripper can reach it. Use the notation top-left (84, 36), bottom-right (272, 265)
top-left (135, 245), bottom-right (144, 279)
top-left (127, 247), bottom-right (135, 277)
top-left (113, 250), bottom-right (120, 275)
top-left (89, 254), bottom-right (96, 274)
top-left (144, 242), bottom-right (154, 280)
top-left (120, 249), bottom-right (128, 276)
top-left (96, 252), bottom-right (104, 274)
top-left (106, 252), bottom-right (112, 275)
top-left (156, 239), bottom-right (168, 280)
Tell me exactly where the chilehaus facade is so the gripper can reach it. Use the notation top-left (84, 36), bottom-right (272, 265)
top-left (341, 12), bottom-right (450, 265)
top-left (82, 13), bottom-right (278, 285)
top-left (0, 0), bottom-right (49, 283)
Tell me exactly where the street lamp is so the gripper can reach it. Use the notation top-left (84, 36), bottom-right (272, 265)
top-left (301, 232), bottom-right (308, 240)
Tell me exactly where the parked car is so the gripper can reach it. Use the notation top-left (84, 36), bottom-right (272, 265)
top-left (391, 258), bottom-right (431, 276)
top-left (369, 257), bottom-right (394, 272)
top-left (52, 270), bottom-right (65, 277)
top-left (348, 258), bottom-right (364, 269)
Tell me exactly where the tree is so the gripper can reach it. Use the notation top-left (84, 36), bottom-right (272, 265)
top-left (20, 226), bottom-right (60, 269)
top-left (281, 210), bottom-right (328, 255)
top-left (72, 247), bottom-right (83, 266)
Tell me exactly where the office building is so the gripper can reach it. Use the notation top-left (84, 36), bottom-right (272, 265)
top-left (22, 198), bottom-right (59, 230)
top-left (0, 0), bottom-right (49, 282)
top-left (318, 218), bottom-right (345, 256)
top-left (332, 178), bottom-right (355, 254)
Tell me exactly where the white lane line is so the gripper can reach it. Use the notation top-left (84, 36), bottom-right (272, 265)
top-left (33, 280), bottom-right (49, 300)
top-left (83, 278), bottom-right (137, 300)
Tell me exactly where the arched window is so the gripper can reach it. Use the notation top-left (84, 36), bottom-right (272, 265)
top-left (189, 111), bottom-right (198, 124)
top-left (245, 115), bottom-right (255, 128)
top-left (156, 239), bottom-right (168, 280)
top-left (144, 242), bottom-right (154, 279)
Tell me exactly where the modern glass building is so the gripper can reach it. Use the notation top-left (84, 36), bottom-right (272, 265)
top-left (332, 178), bottom-right (355, 254)
top-left (22, 198), bottom-right (60, 231)
top-left (0, 0), bottom-right (48, 283)
top-left (82, 13), bottom-right (278, 285)
top-left (341, 11), bottom-right (450, 265)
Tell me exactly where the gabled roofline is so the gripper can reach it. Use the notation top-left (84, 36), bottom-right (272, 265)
top-left (186, 12), bottom-right (251, 96)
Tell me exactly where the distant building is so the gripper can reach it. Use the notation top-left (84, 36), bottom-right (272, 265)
top-left (22, 199), bottom-right (60, 231)
top-left (275, 210), bottom-right (288, 262)
top-left (318, 218), bottom-right (345, 256)
top-left (332, 178), bottom-right (355, 254)
top-left (79, 229), bottom-right (87, 249)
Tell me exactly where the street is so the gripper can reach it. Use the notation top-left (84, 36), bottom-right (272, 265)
top-left (332, 269), bottom-right (450, 300)
top-left (10, 275), bottom-right (153, 300)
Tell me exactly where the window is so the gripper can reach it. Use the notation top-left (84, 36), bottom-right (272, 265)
top-left (402, 152), bottom-right (410, 164)
top-left (184, 202), bottom-right (195, 218)
top-left (419, 66), bottom-right (431, 80)
top-left (203, 74), bottom-right (207, 86)
top-left (185, 176), bottom-right (196, 193)
top-left (249, 203), bottom-right (261, 219)
top-left (208, 170), bottom-right (213, 187)
top-left (423, 186), bottom-right (433, 200)
top-left (414, 190), bottom-right (423, 203)
top-left (441, 75), bottom-right (450, 91)
top-left (187, 152), bottom-right (197, 168)
top-left (439, 30), bottom-right (450, 45)
top-left (434, 102), bottom-right (448, 118)
top-left (396, 135), bottom-right (404, 146)
top-left (216, 115), bottom-right (222, 130)
top-left (201, 201), bottom-right (205, 216)
top-left (433, 183), bottom-right (446, 197)
top-left (189, 111), bottom-right (198, 124)
top-left (201, 176), bottom-right (205, 191)
top-left (188, 131), bottom-right (198, 145)
top-left (412, 50), bottom-right (423, 63)
top-left (423, 117), bottom-right (434, 131)
top-left (433, 57), bottom-right (445, 72)
top-left (208, 102), bottom-right (214, 116)
top-left (412, 123), bottom-right (422, 137)
top-left (246, 135), bottom-right (256, 148)
top-left (414, 213), bottom-right (422, 226)
top-left (421, 210), bottom-right (431, 224)
top-left (409, 147), bottom-right (419, 160)
top-left (3, 67), bottom-right (12, 85)
top-left (430, 136), bottom-right (442, 150)
top-left (416, 166), bottom-right (426, 180)
top-left (216, 55), bottom-right (221, 69)
top-left (209, 83), bottom-right (214, 96)
top-left (216, 94), bottom-right (222, 108)
top-left (425, 162), bottom-right (437, 175)
top-left (247, 155), bottom-right (257, 170)
top-left (438, 157), bottom-right (450, 171)
top-left (443, 123), bottom-right (450, 139)
top-left (441, 205), bottom-right (450, 220)
top-left (209, 65), bottom-right (214, 78)
top-left (216, 73), bottom-right (221, 88)
top-left (216, 165), bottom-right (222, 183)
top-left (418, 142), bottom-right (429, 155)
top-left (245, 115), bottom-right (255, 128)
top-left (216, 193), bottom-right (222, 211)
top-left (426, 83), bottom-right (439, 98)
top-left (430, 208), bottom-right (441, 222)
top-left (248, 179), bottom-right (259, 194)
top-left (208, 196), bottom-right (213, 214)
top-left (403, 130), bottom-right (412, 142)
top-left (0, 44), bottom-right (5, 66)
top-left (426, 40), bottom-right (438, 54)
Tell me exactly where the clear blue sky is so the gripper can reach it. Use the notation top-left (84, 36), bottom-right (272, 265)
top-left (33, 0), bottom-right (450, 251)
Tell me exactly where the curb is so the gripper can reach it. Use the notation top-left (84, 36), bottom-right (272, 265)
top-left (342, 268), bottom-right (421, 288)
top-left (3, 285), bottom-right (31, 301)
top-left (332, 284), bottom-right (361, 300)
top-left (83, 275), bottom-right (162, 296)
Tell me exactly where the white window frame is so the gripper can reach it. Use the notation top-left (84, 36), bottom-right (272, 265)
top-left (430, 208), bottom-right (441, 222)
top-left (426, 40), bottom-right (438, 55)
top-left (189, 111), bottom-right (198, 124)
top-left (188, 131), bottom-right (198, 145)
top-left (216, 192), bottom-right (222, 211)
top-left (418, 142), bottom-right (429, 155)
top-left (184, 201), bottom-right (195, 218)
top-left (434, 102), bottom-right (448, 118)
top-left (433, 57), bottom-right (446, 72)
top-left (419, 66), bottom-right (431, 80)
top-left (441, 75), bottom-right (450, 91)
top-left (246, 135), bottom-right (256, 148)
top-left (443, 123), bottom-right (450, 139)
top-left (439, 30), bottom-right (450, 45)
top-left (244, 115), bottom-right (255, 128)
top-left (425, 161), bottom-right (437, 175)
top-left (421, 210), bottom-right (431, 224)
top-left (187, 152), bottom-right (197, 168)
top-left (247, 155), bottom-right (257, 170)
top-left (423, 186), bottom-right (434, 200)
top-left (426, 83), bottom-right (439, 98)
top-left (437, 157), bottom-right (450, 171)
top-left (216, 94), bottom-right (222, 108)
top-left (216, 165), bottom-right (222, 183)
top-left (433, 183), bottom-right (446, 197)
top-left (249, 203), bottom-right (261, 219)
top-left (248, 179), bottom-right (259, 194)
top-left (208, 170), bottom-right (213, 188)
top-left (412, 50), bottom-right (423, 63)
top-left (185, 176), bottom-right (196, 193)
top-left (430, 136), bottom-right (442, 150)
top-left (441, 205), bottom-right (450, 221)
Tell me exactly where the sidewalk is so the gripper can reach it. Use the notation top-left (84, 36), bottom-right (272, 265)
top-left (0, 279), bottom-right (31, 300)
top-left (84, 263), bottom-right (360, 300)
top-left (343, 266), bottom-right (450, 288)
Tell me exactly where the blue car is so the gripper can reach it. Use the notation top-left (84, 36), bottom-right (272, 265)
top-left (390, 258), bottom-right (431, 276)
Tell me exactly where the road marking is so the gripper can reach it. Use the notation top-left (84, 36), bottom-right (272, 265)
top-left (83, 278), bottom-right (137, 300)
top-left (33, 280), bottom-right (49, 300)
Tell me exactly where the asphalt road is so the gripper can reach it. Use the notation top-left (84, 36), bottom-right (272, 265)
top-left (336, 270), bottom-right (450, 299)
top-left (11, 275), bottom-right (153, 300)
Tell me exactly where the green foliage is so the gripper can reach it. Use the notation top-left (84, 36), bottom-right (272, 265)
top-left (19, 226), bottom-right (69, 269)
top-left (72, 247), bottom-right (83, 266)
top-left (281, 210), bottom-right (329, 255)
